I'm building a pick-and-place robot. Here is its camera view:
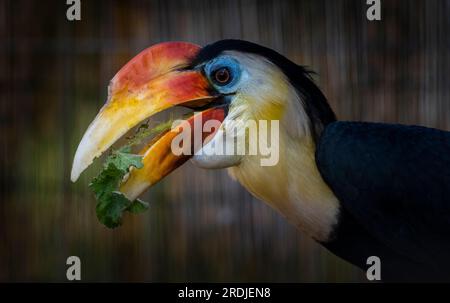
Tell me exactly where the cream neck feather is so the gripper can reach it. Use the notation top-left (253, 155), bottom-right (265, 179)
top-left (227, 83), bottom-right (340, 242)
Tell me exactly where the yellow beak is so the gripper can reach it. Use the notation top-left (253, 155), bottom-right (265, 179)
top-left (71, 42), bottom-right (224, 199)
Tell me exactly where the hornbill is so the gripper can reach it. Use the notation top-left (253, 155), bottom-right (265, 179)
top-left (71, 40), bottom-right (450, 282)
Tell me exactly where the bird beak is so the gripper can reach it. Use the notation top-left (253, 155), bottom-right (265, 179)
top-left (119, 107), bottom-right (225, 200)
top-left (71, 42), bottom-right (224, 198)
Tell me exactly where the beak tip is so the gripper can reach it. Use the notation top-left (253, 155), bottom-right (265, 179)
top-left (70, 148), bottom-right (90, 183)
top-left (70, 171), bottom-right (79, 183)
top-left (70, 129), bottom-right (102, 183)
top-left (70, 161), bottom-right (82, 182)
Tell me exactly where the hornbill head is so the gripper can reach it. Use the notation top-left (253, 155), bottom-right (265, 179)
top-left (71, 40), bottom-right (337, 239)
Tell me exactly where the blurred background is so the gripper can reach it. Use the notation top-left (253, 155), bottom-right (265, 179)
top-left (1, 0), bottom-right (449, 282)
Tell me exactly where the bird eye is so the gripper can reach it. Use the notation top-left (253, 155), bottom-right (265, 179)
top-left (204, 57), bottom-right (241, 92)
top-left (212, 67), bottom-right (231, 85)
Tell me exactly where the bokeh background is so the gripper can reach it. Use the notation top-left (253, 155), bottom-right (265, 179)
top-left (1, 0), bottom-right (449, 282)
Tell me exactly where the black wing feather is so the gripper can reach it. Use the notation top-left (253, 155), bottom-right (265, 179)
top-left (316, 121), bottom-right (450, 271)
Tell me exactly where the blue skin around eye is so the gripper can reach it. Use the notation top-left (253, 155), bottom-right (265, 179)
top-left (204, 56), bottom-right (242, 94)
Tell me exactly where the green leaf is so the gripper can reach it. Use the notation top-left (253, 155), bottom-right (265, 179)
top-left (106, 150), bottom-right (144, 172)
top-left (90, 151), bottom-right (143, 228)
top-left (88, 120), bottom-right (173, 228)
top-left (95, 192), bottom-right (131, 228)
top-left (89, 163), bottom-right (123, 201)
